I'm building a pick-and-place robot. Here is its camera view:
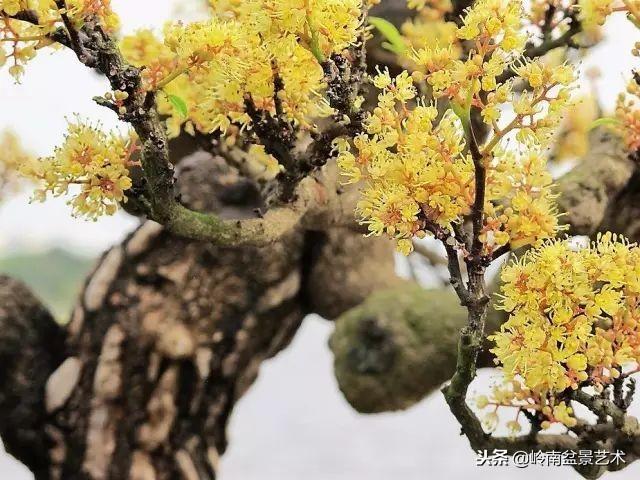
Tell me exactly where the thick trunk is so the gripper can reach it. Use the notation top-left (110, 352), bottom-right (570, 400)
top-left (0, 152), bottom-right (398, 480)
top-left (51, 222), bottom-right (306, 480)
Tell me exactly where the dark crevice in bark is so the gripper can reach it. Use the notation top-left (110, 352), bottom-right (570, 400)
top-left (298, 230), bottom-right (329, 313)
top-left (107, 339), bottom-right (155, 480)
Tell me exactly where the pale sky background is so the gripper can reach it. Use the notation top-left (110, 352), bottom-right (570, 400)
top-left (1, 2), bottom-right (640, 479)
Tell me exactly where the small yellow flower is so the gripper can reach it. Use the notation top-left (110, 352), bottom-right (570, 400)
top-left (506, 420), bottom-right (522, 434)
top-left (577, 0), bottom-right (616, 27)
top-left (552, 402), bottom-right (577, 427)
top-left (476, 395), bottom-right (490, 409)
top-left (482, 411), bottom-right (499, 432)
top-left (594, 286), bottom-right (623, 316)
top-left (566, 354), bottom-right (588, 372)
top-left (0, 130), bottom-right (36, 199)
top-left (396, 239), bottom-right (414, 256)
top-left (22, 120), bottom-right (136, 220)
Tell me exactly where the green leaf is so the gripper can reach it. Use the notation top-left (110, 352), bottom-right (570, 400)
top-left (368, 16), bottom-right (407, 55)
top-left (309, 33), bottom-right (325, 63)
top-left (589, 117), bottom-right (621, 131)
top-left (450, 101), bottom-right (471, 139)
top-left (167, 94), bottom-right (188, 117)
top-left (450, 86), bottom-right (475, 140)
top-left (305, 12), bottom-right (325, 63)
top-left (450, 101), bottom-right (467, 123)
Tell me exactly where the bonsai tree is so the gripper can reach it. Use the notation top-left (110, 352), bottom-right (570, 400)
top-left (2, 0), bottom-right (640, 478)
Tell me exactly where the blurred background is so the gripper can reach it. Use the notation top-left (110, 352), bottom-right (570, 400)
top-left (1, 1), bottom-right (639, 478)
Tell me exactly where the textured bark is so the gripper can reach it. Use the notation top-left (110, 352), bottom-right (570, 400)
top-left (0, 152), bottom-right (398, 480)
top-left (556, 128), bottom-right (636, 237)
top-left (52, 222), bottom-right (306, 480)
top-left (599, 168), bottom-right (640, 240)
top-left (305, 228), bottom-right (400, 319)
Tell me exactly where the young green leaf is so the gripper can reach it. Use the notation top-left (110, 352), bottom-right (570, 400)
top-left (368, 16), bottom-right (407, 55)
top-left (306, 13), bottom-right (326, 63)
top-left (450, 84), bottom-right (474, 139)
top-left (450, 101), bottom-right (471, 139)
top-left (589, 117), bottom-right (621, 131)
top-left (167, 94), bottom-right (188, 118)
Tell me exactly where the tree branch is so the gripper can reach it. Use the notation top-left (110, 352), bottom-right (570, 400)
top-left (6, 8), bottom-right (311, 246)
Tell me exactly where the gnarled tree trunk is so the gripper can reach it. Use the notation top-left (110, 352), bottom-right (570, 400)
top-left (0, 151), bottom-right (401, 480)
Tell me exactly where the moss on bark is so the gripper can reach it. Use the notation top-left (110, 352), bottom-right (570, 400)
top-left (330, 284), bottom-right (504, 413)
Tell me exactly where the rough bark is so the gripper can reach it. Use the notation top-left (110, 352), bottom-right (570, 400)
top-left (305, 228), bottom-right (400, 320)
top-left (53, 222), bottom-right (306, 480)
top-left (556, 128), bottom-right (636, 236)
top-left (0, 151), bottom-right (398, 480)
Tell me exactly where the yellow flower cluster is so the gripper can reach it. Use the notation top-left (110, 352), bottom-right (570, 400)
top-left (210, 0), bottom-right (362, 59)
top-left (478, 381), bottom-right (583, 431)
top-left (338, 0), bottom-right (572, 255)
top-left (0, 0), bottom-right (118, 29)
top-left (483, 149), bottom-right (561, 251)
top-left (121, 0), bottom-right (362, 138)
top-left (476, 381), bottom-right (580, 432)
top-left (400, 15), bottom-right (461, 69)
top-left (0, 130), bottom-right (35, 199)
top-left (401, 17), bottom-right (458, 51)
top-left (615, 80), bottom-right (640, 152)
top-left (0, 17), bottom-right (39, 80)
top-left (0, 0), bottom-right (119, 79)
top-left (489, 233), bottom-right (640, 426)
top-left (476, 382), bottom-right (532, 432)
top-left (411, 0), bottom-right (576, 147)
top-left (406, 0), bottom-right (453, 20)
top-left (335, 70), bottom-right (473, 254)
top-left (412, 0), bottom-right (525, 104)
top-left (480, 59), bottom-right (575, 149)
top-left (577, 0), bottom-right (615, 27)
top-left (22, 121), bottom-right (136, 219)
